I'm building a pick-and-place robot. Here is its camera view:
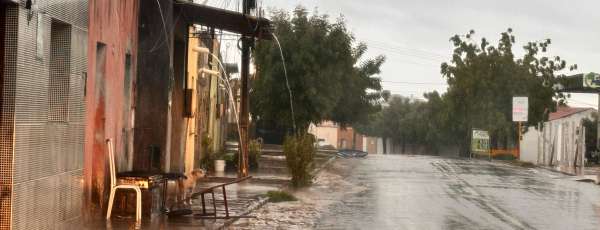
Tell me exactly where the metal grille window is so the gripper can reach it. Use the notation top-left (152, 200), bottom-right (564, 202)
top-left (48, 19), bottom-right (71, 122)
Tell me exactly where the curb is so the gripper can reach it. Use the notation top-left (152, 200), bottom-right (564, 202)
top-left (311, 155), bottom-right (337, 176)
top-left (218, 197), bottom-right (269, 229)
top-left (538, 166), bottom-right (577, 176)
top-left (491, 160), bottom-right (578, 177)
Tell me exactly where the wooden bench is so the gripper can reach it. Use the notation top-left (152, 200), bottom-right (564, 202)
top-left (191, 176), bottom-right (253, 219)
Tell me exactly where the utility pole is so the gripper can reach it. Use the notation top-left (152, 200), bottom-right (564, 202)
top-left (597, 93), bottom-right (600, 152)
top-left (238, 0), bottom-right (253, 178)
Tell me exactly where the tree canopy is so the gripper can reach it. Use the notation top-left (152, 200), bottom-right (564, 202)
top-left (357, 29), bottom-right (576, 155)
top-left (441, 29), bottom-right (576, 154)
top-left (252, 7), bottom-right (386, 133)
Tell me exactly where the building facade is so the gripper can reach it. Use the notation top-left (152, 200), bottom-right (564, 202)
top-left (84, 0), bottom-right (139, 215)
top-left (338, 126), bottom-right (364, 150)
top-left (309, 121), bottom-right (367, 151)
top-left (521, 106), bottom-right (595, 169)
top-left (0, 0), bottom-right (88, 228)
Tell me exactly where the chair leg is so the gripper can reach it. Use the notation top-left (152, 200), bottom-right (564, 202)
top-left (135, 188), bottom-right (142, 222)
top-left (106, 188), bottom-right (116, 220)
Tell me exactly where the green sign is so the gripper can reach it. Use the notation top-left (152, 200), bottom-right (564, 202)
top-left (583, 72), bottom-right (600, 88)
top-left (471, 129), bottom-right (490, 156)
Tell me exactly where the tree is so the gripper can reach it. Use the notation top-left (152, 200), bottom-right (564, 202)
top-left (440, 29), bottom-right (576, 155)
top-left (355, 93), bottom-right (450, 154)
top-left (252, 7), bottom-right (386, 134)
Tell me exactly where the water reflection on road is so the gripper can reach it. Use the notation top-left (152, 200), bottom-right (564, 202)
top-left (315, 155), bottom-right (600, 230)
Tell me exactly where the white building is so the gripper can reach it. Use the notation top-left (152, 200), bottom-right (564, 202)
top-left (520, 106), bottom-right (596, 167)
top-left (309, 121), bottom-right (339, 148)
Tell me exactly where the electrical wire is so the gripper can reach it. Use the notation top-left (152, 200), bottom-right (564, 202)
top-left (155, 0), bottom-right (172, 59)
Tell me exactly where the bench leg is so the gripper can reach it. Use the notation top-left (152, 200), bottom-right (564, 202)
top-left (211, 191), bottom-right (217, 217)
top-left (201, 193), bottom-right (206, 215)
top-left (222, 186), bottom-right (229, 218)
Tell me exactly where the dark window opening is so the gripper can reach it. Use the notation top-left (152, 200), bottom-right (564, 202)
top-left (48, 19), bottom-right (72, 122)
top-left (0, 5), bottom-right (5, 119)
top-left (122, 53), bottom-right (133, 170)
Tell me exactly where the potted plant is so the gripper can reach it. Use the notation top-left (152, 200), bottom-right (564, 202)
top-left (214, 149), bottom-right (227, 173)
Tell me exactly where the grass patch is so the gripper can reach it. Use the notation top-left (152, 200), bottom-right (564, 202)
top-left (266, 190), bottom-right (297, 203)
top-left (492, 154), bottom-right (516, 161)
top-left (512, 160), bottom-right (535, 168)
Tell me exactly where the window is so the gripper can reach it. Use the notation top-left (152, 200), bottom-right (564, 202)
top-left (48, 19), bottom-right (71, 122)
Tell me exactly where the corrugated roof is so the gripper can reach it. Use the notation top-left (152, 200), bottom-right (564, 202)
top-left (548, 106), bottom-right (594, 121)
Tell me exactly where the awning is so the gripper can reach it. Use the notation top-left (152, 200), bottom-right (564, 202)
top-left (174, 2), bottom-right (272, 39)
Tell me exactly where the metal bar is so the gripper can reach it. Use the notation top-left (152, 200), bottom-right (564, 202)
top-left (194, 215), bottom-right (256, 219)
top-left (211, 191), bottom-right (217, 217)
top-left (222, 185), bottom-right (229, 218)
top-left (162, 179), bottom-right (167, 210)
top-left (201, 193), bottom-right (206, 215)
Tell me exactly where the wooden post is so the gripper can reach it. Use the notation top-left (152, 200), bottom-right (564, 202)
top-left (238, 0), bottom-right (252, 178)
top-left (517, 122), bottom-right (522, 160)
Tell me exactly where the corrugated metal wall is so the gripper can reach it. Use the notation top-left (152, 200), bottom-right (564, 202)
top-left (1, 1), bottom-right (88, 229)
top-left (0, 5), bottom-right (18, 230)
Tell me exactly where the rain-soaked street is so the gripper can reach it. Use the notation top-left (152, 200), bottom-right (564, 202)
top-left (314, 155), bottom-right (600, 230)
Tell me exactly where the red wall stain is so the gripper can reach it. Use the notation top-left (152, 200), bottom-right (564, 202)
top-left (84, 0), bottom-right (139, 216)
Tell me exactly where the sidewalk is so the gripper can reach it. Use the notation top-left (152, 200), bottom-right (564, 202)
top-left (72, 151), bottom-right (336, 229)
top-left (75, 175), bottom-right (288, 230)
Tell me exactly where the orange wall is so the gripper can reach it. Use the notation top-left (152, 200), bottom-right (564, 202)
top-left (337, 127), bottom-right (363, 150)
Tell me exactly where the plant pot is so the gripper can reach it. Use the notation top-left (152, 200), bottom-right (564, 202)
top-left (214, 160), bottom-right (226, 172)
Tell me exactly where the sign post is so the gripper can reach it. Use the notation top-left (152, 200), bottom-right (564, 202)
top-left (471, 129), bottom-right (491, 160)
top-left (512, 97), bottom-right (528, 159)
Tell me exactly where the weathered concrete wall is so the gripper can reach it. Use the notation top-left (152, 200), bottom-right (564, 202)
top-left (169, 16), bottom-right (188, 173)
top-left (366, 137), bottom-right (379, 155)
top-left (84, 0), bottom-right (139, 215)
top-left (338, 127), bottom-right (363, 150)
top-left (309, 121), bottom-right (338, 148)
top-left (134, 0), bottom-right (172, 171)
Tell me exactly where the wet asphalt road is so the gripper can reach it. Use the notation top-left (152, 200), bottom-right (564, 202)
top-left (315, 155), bottom-right (600, 230)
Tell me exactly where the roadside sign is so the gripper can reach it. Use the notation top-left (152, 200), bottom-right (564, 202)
top-left (512, 97), bottom-right (528, 122)
top-left (471, 129), bottom-right (490, 155)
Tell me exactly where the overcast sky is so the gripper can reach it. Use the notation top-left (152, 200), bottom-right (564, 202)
top-left (210, 0), bottom-right (600, 108)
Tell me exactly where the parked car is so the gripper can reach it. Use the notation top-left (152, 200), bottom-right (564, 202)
top-left (337, 149), bottom-right (368, 158)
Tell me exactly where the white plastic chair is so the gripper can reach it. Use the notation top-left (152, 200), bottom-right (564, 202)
top-left (106, 138), bottom-right (142, 222)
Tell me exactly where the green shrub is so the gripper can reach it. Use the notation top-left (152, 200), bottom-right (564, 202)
top-left (284, 133), bottom-right (315, 187)
top-left (223, 152), bottom-right (237, 171)
top-left (232, 139), bottom-right (262, 171)
top-left (249, 139), bottom-right (262, 170)
top-left (200, 136), bottom-right (214, 170)
top-left (266, 190), bottom-right (297, 203)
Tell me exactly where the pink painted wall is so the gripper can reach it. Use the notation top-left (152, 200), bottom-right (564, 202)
top-left (84, 0), bottom-right (139, 215)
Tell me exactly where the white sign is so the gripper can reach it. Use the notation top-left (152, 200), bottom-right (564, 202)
top-left (471, 129), bottom-right (490, 154)
top-left (472, 130), bottom-right (490, 140)
top-left (512, 97), bottom-right (528, 122)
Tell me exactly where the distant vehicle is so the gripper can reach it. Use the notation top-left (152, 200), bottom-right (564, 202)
top-left (337, 149), bottom-right (368, 158)
top-left (316, 138), bottom-right (335, 149)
